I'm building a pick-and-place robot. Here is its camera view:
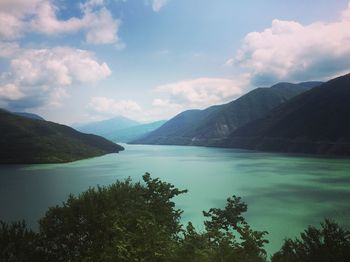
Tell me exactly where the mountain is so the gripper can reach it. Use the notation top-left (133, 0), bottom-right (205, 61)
top-left (225, 73), bottom-right (350, 155)
top-left (73, 116), bottom-right (139, 137)
top-left (105, 120), bottom-right (167, 143)
top-left (0, 109), bottom-right (124, 164)
top-left (13, 112), bottom-right (45, 120)
top-left (133, 82), bottom-right (320, 146)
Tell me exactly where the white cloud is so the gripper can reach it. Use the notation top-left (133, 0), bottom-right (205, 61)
top-left (30, 1), bottom-right (84, 35)
top-left (89, 96), bottom-right (142, 118)
top-left (88, 96), bottom-right (182, 122)
top-left (146, 98), bottom-right (183, 121)
top-left (83, 8), bottom-right (122, 45)
top-left (233, 2), bottom-right (350, 85)
top-left (80, 0), bottom-right (105, 11)
top-left (0, 84), bottom-right (24, 100)
top-left (0, 13), bottom-right (24, 39)
top-left (0, 0), bottom-right (42, 13)
top-left (0, 42), bottom-right (20, 58)
top-left (0, 0), bottom-right (43, 40)
top-left (149, 0), bottom-right (169, 12)
top-left (0, 0), bottom-right (123, 46)
top-left (0, 46), bottom-right (111, 109)
top-left (152, 98), bottom-right (172, 107)
top-left (11, 47), bottom-right (111, 86)
top-left (343, 2), bottom-right (350, 20)
top-left (155, 77), bottom-right (246, 109)
top-left (0, 0), bottom-right (42, 39)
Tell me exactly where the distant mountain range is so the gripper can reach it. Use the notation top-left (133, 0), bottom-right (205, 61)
top-left (74, 117), bottom-right (166, 143)
top-left (105, 120), bottom-right (167, 143)
top-left (224, 74), bottom-right (350, 155)
top-left (73, 116), bottom-right (140, 136)
top-left (133, 81), bottom-right (322, 146)
top-left (0, 109), bottom-right (124, 164)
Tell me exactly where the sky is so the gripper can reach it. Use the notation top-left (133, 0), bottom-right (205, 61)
top-left (0, 0), bottom-right (350, 124)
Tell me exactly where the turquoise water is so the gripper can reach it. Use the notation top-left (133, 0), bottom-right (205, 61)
top-left (0, 144), bottom-right (350, 254)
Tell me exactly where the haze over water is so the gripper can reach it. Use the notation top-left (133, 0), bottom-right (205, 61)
top-left (1, 144), bottom-right (350, 254)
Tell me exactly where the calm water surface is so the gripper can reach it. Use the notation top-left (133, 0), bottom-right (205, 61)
top-left (1, 144), bottom-right (350, 254)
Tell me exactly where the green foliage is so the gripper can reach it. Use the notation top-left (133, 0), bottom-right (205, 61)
top-left (204, 196), bottom-right (268, 261)
top-left (271, 219), bottom-right (350, 262)
top-left (0, 221), bottom-right (43, 262)
top-left (174, 196), bottom-right (268, 262)
top-left (39, 173), bottom-right (187, 261)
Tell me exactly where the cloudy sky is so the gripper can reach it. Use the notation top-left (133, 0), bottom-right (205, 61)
top-left (1, 0), bottom-right (350, 124)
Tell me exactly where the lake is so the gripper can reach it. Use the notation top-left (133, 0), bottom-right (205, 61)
top-left (0, 144), bottom-right (350, 255)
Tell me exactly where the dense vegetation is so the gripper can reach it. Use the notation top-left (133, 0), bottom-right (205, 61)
top-left (0, 109), bottom-right (124, 164)
top-left (1, 174), bottom-right (349, 261)
top-left (227, 73), bottom-right (350, 155)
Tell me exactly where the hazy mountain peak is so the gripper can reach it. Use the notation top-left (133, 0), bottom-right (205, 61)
top-left (73, 116), bottom-right (140, 137)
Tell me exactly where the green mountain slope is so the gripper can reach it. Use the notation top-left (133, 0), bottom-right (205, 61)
top-left (133, 82), bottom-right (319, 146)
top-left (0, 110), bottom-right (124, 164)
top-left (226, 73), bottom-right (350, 155)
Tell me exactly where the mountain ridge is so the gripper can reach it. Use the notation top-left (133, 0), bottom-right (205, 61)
top-left (13, 111), bottom-right (45, 120)
top-left (132, 81), bottom-right (320, 146)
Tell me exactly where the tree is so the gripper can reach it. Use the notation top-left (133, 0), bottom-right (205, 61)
top-left (174, 196), bottom-right (268, 262)
top-left (39, 173), bottom-right (187, 261)
top-left (271, 219), bottom-right (350, 262)
top-left (0, 221), bottom-right (43, 262)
